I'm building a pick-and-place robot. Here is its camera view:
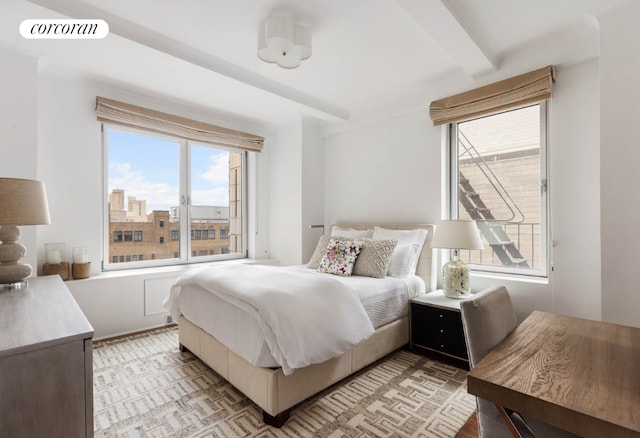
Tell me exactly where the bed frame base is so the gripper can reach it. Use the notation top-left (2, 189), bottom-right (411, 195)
top-left (178, 315), bottom-right (409, 427)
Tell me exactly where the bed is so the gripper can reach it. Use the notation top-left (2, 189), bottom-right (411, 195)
top-left (167, 224), bottom-right (436, 427)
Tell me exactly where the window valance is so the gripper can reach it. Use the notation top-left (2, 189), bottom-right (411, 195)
top-left (96, 96), bottom-right (264, 152)
top-left (429, 65), bottom-right (556, 126)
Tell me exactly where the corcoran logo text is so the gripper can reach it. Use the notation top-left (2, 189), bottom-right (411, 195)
top-left (20, 19), bottom-right (109, 39)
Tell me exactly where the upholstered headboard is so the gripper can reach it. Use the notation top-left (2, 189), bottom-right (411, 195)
top-left (330, 224), bottom-right (437, 292)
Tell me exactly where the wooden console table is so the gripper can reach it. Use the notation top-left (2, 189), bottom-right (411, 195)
top-left (0, 275), bottom-right (94, 437)
top-left (468, 310), bottom-right (640, 437)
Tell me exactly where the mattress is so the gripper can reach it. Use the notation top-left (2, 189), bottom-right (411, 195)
top-left (176, 265), bottom-right (425, 368)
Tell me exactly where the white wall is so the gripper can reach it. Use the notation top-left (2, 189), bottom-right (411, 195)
top-left (0, 45), bottom-right (39, 270)
top-left (37, 74), bottom-right (103, 272)
top-left (301, 119), bottom-right (325, 262)
top-left (548, 58), bottom-right (601, 321)
top-left (324, 109), bottom-right (442, 226)
top-left (268, 118), bottom-right (325, 265)
top-left (268, 122), bottom-right (303, 265)
top-left (323, 59), bottom-right (602, 322)
top-left (599, 0), bottom-right (640, 327)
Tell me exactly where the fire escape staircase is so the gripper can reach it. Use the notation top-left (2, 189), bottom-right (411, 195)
top-left (457, 132), bottom-right (529, 268)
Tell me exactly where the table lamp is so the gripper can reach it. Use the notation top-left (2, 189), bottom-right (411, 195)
top-left (0, 177), bottom-right (51, 289)
top-left (431, 220), bottom-right (484, 298)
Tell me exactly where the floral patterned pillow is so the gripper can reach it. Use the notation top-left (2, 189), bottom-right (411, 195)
top-left (317, 239), bottom-right (363, 276)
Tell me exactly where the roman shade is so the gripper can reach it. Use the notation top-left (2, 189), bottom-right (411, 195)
top-left (96, 96), bottom-right (264, 152)
top-left (429, 65), bottom-right (556, 126)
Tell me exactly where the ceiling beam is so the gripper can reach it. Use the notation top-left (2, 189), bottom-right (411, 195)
top-left (395, 0), bottom-right (498, 78)
top-left (25, 0), bottom-right (349, 122)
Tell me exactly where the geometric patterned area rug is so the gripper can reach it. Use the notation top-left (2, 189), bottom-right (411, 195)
top-left (93, 326), bottom-right (476, 437)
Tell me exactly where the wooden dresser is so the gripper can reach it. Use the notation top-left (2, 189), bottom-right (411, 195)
top-left (0, 275), bottom-right (94, 437)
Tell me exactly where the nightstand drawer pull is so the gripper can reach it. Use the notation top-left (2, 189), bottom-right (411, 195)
top-left (439, 314), bottom-right (443, 318)
top-left (440, 329), bottom-right (444, 333)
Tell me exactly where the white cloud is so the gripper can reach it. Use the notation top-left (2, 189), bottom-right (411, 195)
top-left (191, 187), bottom-right (229, 206)
top-left (109, 162), bottom-right (179, 212)
top-left (109, 149), bottom-right (232, 212)
top-left (198, 151), bottom-right (229, 185)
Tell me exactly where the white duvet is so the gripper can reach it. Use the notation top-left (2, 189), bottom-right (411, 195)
top-left (164, 264), bottom-right (375, 375)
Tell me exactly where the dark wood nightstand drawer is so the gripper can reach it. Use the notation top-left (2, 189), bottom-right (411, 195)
top-left (412, 304), bottom-right (464, 336)
top-left (410, 300), bottom-right (469, 361)
top-left (413, 331), bottom-right (468, 359)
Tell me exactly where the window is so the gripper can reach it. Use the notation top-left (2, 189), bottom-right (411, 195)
top-left (104, 126), bottom-right (247, 269)
top-left (220, 229), bottom-right (228, 239)
top-left (448, 103), bottom-right (548, 277)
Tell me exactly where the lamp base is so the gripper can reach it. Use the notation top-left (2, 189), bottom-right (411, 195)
top-left (442, 255), bottom-right (471, 299)
top-left (0, 225), bottom-right (32, 286)
top-left (1, 279), bottom-right (28, 290)
top-left (0, 262), bottom-right (33, 285)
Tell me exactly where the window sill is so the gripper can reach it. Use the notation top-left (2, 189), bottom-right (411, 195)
top-left (470, 270), bottom-right (549, 285)
top-left (65, 257), bottom-right (279, 283)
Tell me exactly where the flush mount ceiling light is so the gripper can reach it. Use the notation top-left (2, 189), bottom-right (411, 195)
top-left (258, 14), bottom-right (311, 69)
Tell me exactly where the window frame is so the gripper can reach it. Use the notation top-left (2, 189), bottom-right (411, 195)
top-left (446, 101), bottom-right (549, 278)
top-left (102, 124), bottom-right (248, 271)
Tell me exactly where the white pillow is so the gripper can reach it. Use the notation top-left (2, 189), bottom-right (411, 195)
top-left (385, 243), bottom-right (419, 277)
top-left (371, 227), bottom-right (428, 277)
top-left (331, 226), bottom-right (373, 239)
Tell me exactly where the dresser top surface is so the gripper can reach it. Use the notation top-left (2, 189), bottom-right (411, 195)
top-left (0, 276), bottom-right (94, 356)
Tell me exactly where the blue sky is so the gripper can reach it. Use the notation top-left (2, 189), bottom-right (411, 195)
top-left (108, 129), bottom-right (230, 213)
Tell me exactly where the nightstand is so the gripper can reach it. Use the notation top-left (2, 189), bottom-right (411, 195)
top-left (410, 290), bottom-right (469, 368)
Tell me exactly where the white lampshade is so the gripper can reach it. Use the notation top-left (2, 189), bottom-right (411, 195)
top-left (258, 14), bottom-right (312, 69)
top-left (0, 177), bottom-right (51, 289)
top-left (431, 220), bottom-right (483, 250)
